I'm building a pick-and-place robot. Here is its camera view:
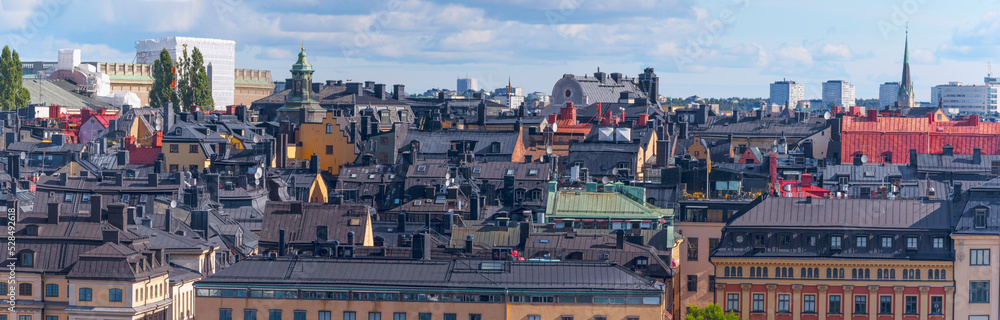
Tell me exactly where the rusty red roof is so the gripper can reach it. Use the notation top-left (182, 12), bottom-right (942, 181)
top-left (840, 114), bottom-right (1000, 164)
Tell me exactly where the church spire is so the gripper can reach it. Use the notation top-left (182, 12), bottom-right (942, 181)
top-left (896, 24), bottom-right (915, 109)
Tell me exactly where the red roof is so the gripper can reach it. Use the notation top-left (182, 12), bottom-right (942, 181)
top-left (555, 120), bottom-right (593, 135)
top-left (775, 180), bottom-right (830, 198)
top-left (129, 147), bottom-right (162, 165)
top-left (88, 114), bottom-right (118, 128)
top-left (840, 114), bottom-right (1000, 164)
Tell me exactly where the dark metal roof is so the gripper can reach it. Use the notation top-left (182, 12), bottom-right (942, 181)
top-left (728, 197), bottom-right (951, 230)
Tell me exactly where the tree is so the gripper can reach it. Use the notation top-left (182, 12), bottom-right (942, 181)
top-left (177, 46), bottom-right (214, 111)
top-left (0, 46), bottom-right (30, 111)
top-left (686, 304), bottom-right (741, 320)
top-left (150, 48), bottom-right (179, 111)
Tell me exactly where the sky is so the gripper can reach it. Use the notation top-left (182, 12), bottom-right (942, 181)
top-left (2, 0), bottom-right (1000, 100)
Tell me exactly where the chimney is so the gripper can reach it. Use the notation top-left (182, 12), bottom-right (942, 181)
top-left (397, 212), bottom-right (407, 233)
top-left (927, 112), bottom-right (935, 124)
top-left (679, 122), bottom-right (689, 139)
top-left (102, 229), bottom-right (119, 244)
top-left (206, 174), bottom-right (220, 204)
top-left (801, 173), bottom-right (812, 187)
top-left (637, 113), bottom-right (649, 127)
top-left (805, 196), bottom-right (813, 204)
top-left (115, 172), bottom-right (124, 186)
top-left (278, 229), bottom-right (287, 256)
top-left (90, 195), bottom-right (103, 222)
top-left (953, 182), bottom-right (963, 202)
top-left (127, 206), bottom-right (136, 225)
top-left (148, 173), bottom-right (158, 187)
top-left (866, 109), bottom-right (878, 122)
top-left (59, 172), bottom-right (68, 185)
top-left (290, 201), bottom-right (303, 214)
top-left (235, 105), bottom-right (247, 122)
top-left (464, 234), bottom-right (474, 253)
top-left (47, 202), bottom-right (59, 224)
top-left (909, 149), bottom-right (918, 168)
top-left (615, 229), bottom-right (625, 249)
top-left (309, 153), bottom-right (320, 174)
top-left (469, 195), bottom-right (481, 220)
top-left (970, 114), bottom-right (980, 126)
top-left (974, 148), bottom-right (982, 164)
top-left (164, 209), bottom-right (172, 232)
top-left (393, 84), bottom-right (405, 100)
top-left (942, 145), bottom-right (954, 156)
top-left (107, 204), bottom-right (127, 230)
top-left (374, 84), bottom-right (387, 99)
top-left (347, 231), bottom-right (355, 245)
top-left (141, 217), bottom-right (152, 228)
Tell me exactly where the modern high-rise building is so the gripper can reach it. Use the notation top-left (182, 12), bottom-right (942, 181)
top-left (457, 78), bottom-right (478, 93)
top-left (879, 82), bottom-right (900, 109)
top-left (135, 37), bottom-right (236, 109)
top-left (930, 81), bottom-right (999, 114)
top-left (822, 80), bottom-right (855, 108)
top-left (769, 80), bottom-right (804, 108)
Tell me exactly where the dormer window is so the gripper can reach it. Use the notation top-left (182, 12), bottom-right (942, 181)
top-left (491, 142), bottom-right (501, 153)
top-left (472, 167), bottom-right (482, 174)
top-left (528, 169), bottom-right (538, 176)
top-left (175, 127), bottom-right (182, 135)
top-left (368, 174), bottom-right (376, 179)
top-left (830, 235), bottom-right (842, 248)
top-left (82, 194), bottom-right (90, 202)
top-left (975, 208), bottom-right (988, 228)
top-left (906, 236), bottom-right (919, 249)
top-left (25, 226), bottom-right (38, 236)
top-left (18, 251), bottom-right (33, 267)
top-left (505, 169), bottom-right (514, 175)
top-left (64, 193), bottom-right (73, 202)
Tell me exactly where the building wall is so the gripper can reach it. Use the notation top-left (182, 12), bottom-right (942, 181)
top-left (295, 114), bottom-right (357, 175)
top-left (235, 69), bottom-right (275, 106)
top-left (952, 234), bottom-right (999, 320)
top-left (880, 83), bottom-right (900, 109)
top-left (771, 81), bottom-right (805, 108)
top-left (164, 141), bottom-right (211, 172)
top-left (678, 221), bottom-right (726, 319)
top-left (136, 37), bottom-right (237, 109)
top-left (171, 280), bottom-right (198, 320)
top-left (713, 258), bottom-right (954, 320)
top-left (78, 117), bottom-right (107, 144)
top-left (308, 174), bottom-right (329, 203)
top-left (823, 81), bottom-right (856, 108)
top-left (930, 83), bottom-right (999, 115)
top-left (1, 273), bottom-right (172, 320)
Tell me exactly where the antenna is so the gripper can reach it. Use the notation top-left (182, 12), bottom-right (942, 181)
top-left (990, 60), bottom-right (993, 77)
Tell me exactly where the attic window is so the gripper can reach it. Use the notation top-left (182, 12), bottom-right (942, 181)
top-left (975, 208), bottom-right (988, 229)
top-left (25, 226), bottom-right (38, 236)
top-left (864, 171), bottom-right (875, 177)
top-left (82, 194), bottom-right (90, 202)
top-left (348, 219), bottom-right (361, 226)
top-left (417, 165), bottom-right (427, 172)
top-left (473, 167), bottom-right (482, 174)
top-left (368, 174), bottom-right (376, 179)
top-left (505, 169), bottom-right (514, 175)
top-left (528, 169), bottom-right (538, 176)
top-left (414, 200), bottom-right (422, 206)
top-left (64, 193), bottom-right (72, 202)
top-left (175, 127), bottom-right (182, 135)
top-left (350, 174), bottom-right (357, 178)
top-left (491, 142), bottom-right (501, 153)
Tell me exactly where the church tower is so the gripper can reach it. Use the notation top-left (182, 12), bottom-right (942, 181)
top-left (895, 28), bottom-right (915, 109)
top-left (277, 44), bottom-right (325, 123)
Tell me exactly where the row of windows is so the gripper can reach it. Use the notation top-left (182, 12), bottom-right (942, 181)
top-left (726, 293), bottom-right (944, 315)
top-left (733, 232), bottom-right (946, 250)
top-left (196, 289), bottom-right (660, 305)
top-left (722, 266), bottom-right (947, 280)
top-left (229, 310), bottom-right (634, 320)
top-left (168, 144), bottom-right (201, 153)
top-left (5, 283), bottom-right (158, 302)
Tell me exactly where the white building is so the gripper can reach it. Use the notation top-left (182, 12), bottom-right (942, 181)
top-left (135, 37), bottom-right (236, 109)
top-left (457, 78), bottom-right (478, 93)
top-left (527, 91), bottom-right (550, 108)
top-left (822, 80), bottom-right (855, 108)
top-left (879, 82), bottom-right (900, 109)
top-left (930, 81), bottom-right (999, 115)
top-left (769, 80), bottom-right (804, 109)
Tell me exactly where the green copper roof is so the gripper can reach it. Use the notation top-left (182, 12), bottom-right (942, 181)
top-left (291, 48), bottom-right (313, 72)
top-left (545, 188), bottom-right (672, 220)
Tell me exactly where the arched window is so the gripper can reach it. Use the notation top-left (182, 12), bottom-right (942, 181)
top-left (814, 268), bottom-right (819, 278)
top-left (890, 269), bottom-right (895, 279)
top-left (840, 268), bottom-right (845, 278)
top-left (941, 269), bottom-right (946, 279)
top-left (915, 269), bottom-right (920, 279)
top-left (750, 267), bottom-right (756, 277)
top-left (852, 269), bottom-right (857, 279)
top-left (737, 267), bottom-right (743, 277)
top-left (801, 268), bottom-right (806, 278)
top-left (725, 266), bottom-right (730, 276)
top-left (762, 267), bottom-right (768, 277)
top-left (865, 269), bottom-right (870, 279)
top-left (808, 268), bottom-right (813, 278)
top-left (827, 268), bottom-right (831, 278)
top-left (877, 269), bottom-right (883, 279)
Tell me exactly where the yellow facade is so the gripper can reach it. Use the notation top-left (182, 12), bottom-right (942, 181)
top-left (295, 112), bottom-right (357, 175)
top-left (308, 174), bottom-right (328, 203)
top-left (164, 142), bottom-right (211, 172)
top-left (2, 273), bottom-right (172, 320)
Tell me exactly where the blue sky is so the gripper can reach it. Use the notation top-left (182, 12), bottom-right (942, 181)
top-left (2, 0), bottom-right (1000, 100)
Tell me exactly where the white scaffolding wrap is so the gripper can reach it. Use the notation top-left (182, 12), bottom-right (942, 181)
top-left (135, 37), bottom-right (236, 109)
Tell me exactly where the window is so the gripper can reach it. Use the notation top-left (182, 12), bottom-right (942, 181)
top-left (392, 314), bottom-right (405, 320)
top-left (904, 296), bottom-right (917, 314)
top-left (933, 237), bottom-right (944, 248)
top-left (752, 293), bottom-right (764, 312)
top-left (110, 288), bottom-right (122, 302)
top-left (18, 316), bottom-right (29, 320)
top-left (443, 315), bottom-right (456, 320)
top-left (856, 236), bottom-right (867, 247)
top-left (170, 144), bottom-right (179, 153)
top-left (343, 312), bottom-right (356, 320)
top-left (854, 296), bottom-right (867, 314)
top-left (975, 208), bottom-right (988, 228)
top-left (369, 312), bottom-right (381, 320)
top-left (45, 284), bottom-right (58, 297)
top-left (169, 164), bottom-right (179, 172)
top-left (971, 249), bottom-right (990, 265)
top-left (806, 235), bottom-right (817, 246)
top-left (326, 146), bottom-right (333, 155)
top-left (505, 168), bottom-right (515, 175)
top-left (468, 316), bottom-right (481, 320)
top-left (221, 309), bottom-right (233, 320)
top-left (881, 236), bottom-right (892, 248)
top-left (418, 314), bottom-right (431, 320)
top-left (527, 169), bottom-right (538, 176)
top-left (326, 124), bottom-right (334, 134)
top-left (190, 145), bottom-right (199, 153)
top-left (727, 293), bottom-right (740, 311)
top-left (19, 251), bottom-right (33, 267)
top-left (560, 317), bottom-right (572, 320)
top-left (416, 165), bottom-right (426, 172)
top-left (687, 238), bottom-right (699, 261)
top-left (79, 288), bottom-right (93, 301)
top-left (293, 311), bottom-right (306, 320)
top-left (269, 309), bottom-right (282, 320)
top-left (879, 296), bottom-right (892, 314)
top-left (831, 236), bottom-right (841, 248)
top-left (930, 296), bottom-right (943, 315)
top-left (829, 295), bottom-right (842, 314)
top-left (246, 309), bottom-right (258, 320)
top-left (45, 317), bottom-right (56, 320)
top-left (777, 294), bottom-right (790, 312)
top-left (804, 294), bottom-right (816, 313)
top-left (906, 236), bottom-right (918, 249)
top-left (778, 234), bottom-right (790, 246)
top-left (687, 275), bottom-right (698, 292)
top-left (708, 276), bottom-right (716, 292)
top-left (971, 281), bottom-right (990, 303)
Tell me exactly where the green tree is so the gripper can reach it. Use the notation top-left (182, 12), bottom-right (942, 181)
top-left (0, 46), bottom-right (31, 111)
top-left (177, 45), bottom-right (214, 111)
top-left (150, 48), bottom-right (180, 111)
top-left (686, 304), bottom-right (741, 320)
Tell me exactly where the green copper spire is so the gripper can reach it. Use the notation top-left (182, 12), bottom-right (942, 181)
top-left (291, 45), bottom-right (313, 72)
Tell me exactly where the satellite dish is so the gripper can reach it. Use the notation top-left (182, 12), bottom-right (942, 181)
top-left (546, 146), bottom-right (553, 155)
top-left (601, 177), bottom-right (610, 184)
top-left (823, 111), bottom-right (832, 120)
top-left (253, 135), bottom-right (261, 144)
top-left (551, 122), bottom-right (558, 133)
top-left (19, 152), bottom-right (26, 160)
top-left (170, 200), bottom-right (177, 208)
top-left (860, 155), bottom-right (868, 163)
top-left (254, 167), bottom-right (264, 180)
top-left (154, 117), bottom-right (162, 131)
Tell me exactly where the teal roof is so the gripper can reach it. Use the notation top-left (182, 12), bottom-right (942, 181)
top-left (106, 74), bottom-right (154, 82)
top-left (545, 187), bottom-right (672, 220)
top-left (291, 48), bottom-right (313, 72)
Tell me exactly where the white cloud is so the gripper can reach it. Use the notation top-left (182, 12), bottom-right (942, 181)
top-left (774, 46), bottom-right (813, 66)
top-left (819, 44), bottom-right (852, 61)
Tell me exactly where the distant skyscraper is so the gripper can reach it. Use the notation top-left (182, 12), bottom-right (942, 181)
top-left (879, 82), bottom-right (900, 109)
top-left (822, 80), bottom-right (856, 108)
top-left (895, 29), bottom-right (915, 109)
top-left (457, 78), bottom-right (478, 93)
top-left (931, 81), bottom-right (999, 114)
top-left (769, 80), bottom-right (804, 109)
